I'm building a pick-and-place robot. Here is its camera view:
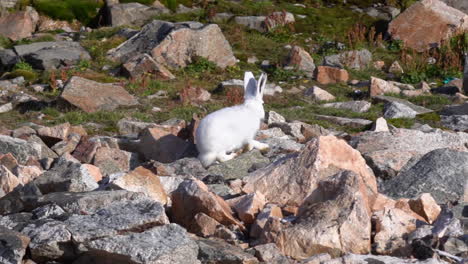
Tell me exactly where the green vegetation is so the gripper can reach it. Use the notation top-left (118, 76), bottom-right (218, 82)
top-left (120, 0), bottom-right (155, 4)
top-left (32, 0), bottom-right (104, 25)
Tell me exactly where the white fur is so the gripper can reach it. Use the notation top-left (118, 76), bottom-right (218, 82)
top-left (196, 72), bottom-right (269, 168)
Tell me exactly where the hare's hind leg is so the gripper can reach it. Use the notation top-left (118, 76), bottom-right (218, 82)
top-left (198, 152), bottom-right (217, 168)
top-left (247, 140), bottom-right (269, 152)
top-left (217, 152), bottom-right (237, 163)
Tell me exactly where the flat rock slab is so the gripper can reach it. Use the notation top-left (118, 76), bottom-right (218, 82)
top-left (373, 95), bottom-right (433, 115)
top-left (76, 224), bottom-right (200, 264)
top-left (315, 115), bottom-right (372, 128)
top-left (322, 100), bottom-right (371, 113)
top-left (208, 150), bottom-right (270, 179)
top-left (60, 76), bottom-right (138, 113)
top-left (14, 41), bottom-right (91, 70)
top-left (381, 148), bottom-right (468, 204)
top-left (441, 115), bottom-right (468, 132)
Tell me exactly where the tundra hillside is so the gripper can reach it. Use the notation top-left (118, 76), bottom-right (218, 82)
top-left (0, 0), bottom-right (466, 263)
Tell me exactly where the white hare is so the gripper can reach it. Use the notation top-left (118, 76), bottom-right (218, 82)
top-left (196, 72), bottom-right (269, 168)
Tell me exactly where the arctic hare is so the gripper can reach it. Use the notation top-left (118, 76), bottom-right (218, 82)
top-left (196, 72), bottom-right (269, 168)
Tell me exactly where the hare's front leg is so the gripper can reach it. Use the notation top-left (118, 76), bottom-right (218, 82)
top-left (247, 140), bottom-right (269, 152)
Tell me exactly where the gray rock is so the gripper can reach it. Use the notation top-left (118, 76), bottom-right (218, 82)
top-left (51, 133), bottom-right (81, 156)
top-left (257, 127), bottom-right (287, 139)
top-left (262, 137), bottom-right (304, 156)
top-left (107, 20), bottom-right (236, 69)
top-left (323, 49), bottom-right (372, 70)
top-left (197, 238), bottom-right (259, 264)
top-left (441, 115), bottom-right (468, 131)
top-left (207, 183), bottom-right (235, 199)
top-left (211, 12), bottom-right (234, 23)
top-left (117, 118), bottom-right (155, 136)
top-left (0, 135), bottom-right (41, 164)
top-left (208, 150), bottom-right (270, 179)
top-left (383, 101), bottom-right (419, 119)
top-left (115, 27), bottom-right (139, 39)
top-left (253, 243), bottom-right (291, 263)
top-left (266, 111), bottom-right (286, 124)
top-left (350, 128), bottom-right (468, 179)
top-left (0, 103), bottom-right (13, 113)
top-left (14, 42), bottom-right (91, 70)
top-left (35, 190), bottom-right (146, 214)
top-left (159, 176), bottom-right (185, 195)
top-left (374, 95), bottom-right (433, 115)
top-left (327, 254), bottom-right (449, 263)
top-left (234, 16), bottom-right (266, 32)
top-left (33, 158), bottom-right (99, 194)
top-left (0, 49), bottom-right (19, 73)
top-left (76, 224), bottom-right (200, 264)
top-left (31, 204), bottom-right (65, 220)
top-left (219, 79), bottom-right (243, 92)
top-left (315, 115), bottom-right (373, 128)
top-left (440, 102), bottom-right (468, 116)
top-left (0, 225), bottom-right (30, 264)
top-left (152, 157), bottom-right (208, 179)
top-left (0, 182), bottom-right (41, 215)
top-left (0, 0), bottom-right (18, 9)
top-left (22, 199), bottom-right (169, 261)
top-left (464, 53), bottom-right (468, 94)
top-left (442, 0), bottom-right (468, 14)
top-left (27, 135), bottom-right (58, 159)
top-left (107, 2), bottom-right (170, 27)
top-left (11, 126), bottom-right (36, 138)
top-left (0, 213), bottom-right (33, 231)
top-left (322, 100), bottom-right (371, 113)
top-left (382, 148), bottom-right (468, 204)
top-left (284, 46), bottom-right (316, 78)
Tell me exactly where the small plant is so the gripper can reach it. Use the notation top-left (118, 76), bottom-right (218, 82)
top-left (388, 39), bottom-right (404, 51)
top-left (13, 61), bottom-right (33, 71)
top-left (184, 57), bottom-right (218, 78)
top-left (76, 59), bottom-right (91, 71)
top-left (164, 0), bottom-right (177, 12)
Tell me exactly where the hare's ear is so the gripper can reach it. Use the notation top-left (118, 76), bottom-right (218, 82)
top-left (244, 71), bottom-right (257, 99)
top-left (257, 73), bottom-right (267, 98)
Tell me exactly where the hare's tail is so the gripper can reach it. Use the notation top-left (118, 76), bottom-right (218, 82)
top-left (198, 152), bottom-right (217, 168)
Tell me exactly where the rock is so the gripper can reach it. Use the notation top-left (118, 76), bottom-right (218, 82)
top-left (257, 128), bottom-right (287, 140)
top-left (108, 20), bottom-right (236, 69)
top-left (0, 226), bottom-right (30, 264)
top-left (180, 85), bottom-right (211, 104)
top-left (12, 165), bottom-right (42, 185)
top-left (264, 83), bottom-right (283, 96)
top-left (303, 86), bottom-right (335, 101)
top-left (0, 135), bottom-right (41, 164)
top-left (33, 158), bottom-right (99, 194)
top-left (323, 49), bottom-right (372, 70)
top-left (269, 171), bottom-right (371, 260)
top-left (0, 0), bottom-right (18, 9)
top-left (152, 158), bottom-right (208, 180)
top-left (37, 16), bottom-right (79, 33)
top-left (211, 12), bottom-right (234, 23)
top-left (15, 41), bottom-right (91, 70)
top-left (443, 236), bottom-right (468, 256)
top-left (253, 243), bottom-right (290, 263)
top-left (315, 115), bottom-right (373, 128)
top-left (76, 224), bottom-right (199, 264)
top-left (371, 117), bottom-right (389, 132)
top-left (0, 7), bottom-right (39, 41)
top-left (93, 146), bottom-right (139, 176)
top-left (121, 53), bottom-right (175, 80)
top-left (373, 208), bottom-right (418, 256)
top-left (107, 2), bottom-right (169, 27)
top-left (408, 193), bottom-right (441, 224)
top-left (231, 191), bottom-right (266, 224)
top-left (11, 126), bottom-right (36, 139)
top-left (300, 123), bottom-right (331, 142)
top-left (192, 212), bottom-right (221, 237)
top-left (0, 182), bottom-right (42, 215)
top-left (373, 60), bottom-right (385, 70)
top-left (35, 190), bottom-right (145, 214)
top-left (0, 103), bottom-right (13, 114)
top-left (51, 133), bottom-right (81, 156)
top-left (108, 166), bottom-right (167, 205)
top-left (26, 135), bottom-right (57, 160)
top-left (388, 61), bottom-right (404, 74)
top-left (171, 179), bottom-right (244, 232)
top-left (0, 153), bottom-right (19, 172)
top-left (316, 66), bottom-right (349, 84)
top-left (0, 165), bottom-right (21, 197)
top-left (266, 111), bottom-right (286, 125)
top-left (441, 0), bottom-right (468, 14)
top-left (235, 16), bottom-right (267, 32)
top-left (264, 11), bottom-right (295, 31)
top-left (383, 101), bottom-right (419, 119)
top-left (369, 77), bottom-right (401, 97)
top-left (322, 100), bottom-right (371, 113)
top-left (350, 128), bottom-right (468, 179)
top-left (60, 76), bottom-right (138, 113)
top-left (284, 46), bottom-right (315, 78)
top-left (464, 54), bottom-right (468, 94)
top-left (440, 102), bottom-right (468, 115)
top-left (138, 126), bottom-right (192, 163)
top-left (374, 95), bottom-right (433, 115)
top-left (0, 49), bottom-right (19, 73)
top-left (250, 204), bottom-right (283, 238)
top-left (328, 254), bottom-right (448, 263)
top-left (196, 238), bottom-right (258, 264)
top-left (402, 89), bottom-right (426, 97)
top-left (382, 148), bottom-right (468, 204)
top-left (441, 115), bottom-right (468, 131)
top-left (388, 0), bottom-right (468, 52)
top-left (71, 137), bottom-right (99, 163)
top-left (243, 136), bottom-right (377, 211)
top-left (261, 137), bottom-right (304, 156)
top-left (208, 150), bottom-right (270, 180)
top-left (37, 123), bottom-right (70, 146)
top-left (31, 203), bottom-right (66, 220)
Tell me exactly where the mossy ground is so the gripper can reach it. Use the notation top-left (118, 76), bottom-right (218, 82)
top-left (0, 0), bottom-right (461, 134)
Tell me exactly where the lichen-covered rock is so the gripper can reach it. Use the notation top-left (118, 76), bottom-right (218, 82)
top-left (0, 135), bottom-right (41, 164)
top-left (0, 225), bottom-right (30, 264)
top-left (0, 7), bottom-right (39, 41)
top-left (107, 2), bottom-right (170, 27)
top-left (323, 49), bottom-right (372, 70)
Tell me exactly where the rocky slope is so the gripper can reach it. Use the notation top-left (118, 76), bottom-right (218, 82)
top-left (0, 0), bottom-right (467, 263)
